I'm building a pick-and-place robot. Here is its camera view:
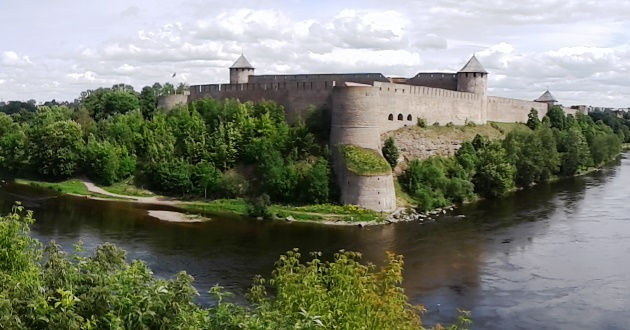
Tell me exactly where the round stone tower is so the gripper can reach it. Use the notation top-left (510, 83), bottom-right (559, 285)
top-left (229, 54), bottom-right (254, 84)
top-left (457, 55), bottom-right (488, 123)
top-left (456, 55), bottom-right (488, 96)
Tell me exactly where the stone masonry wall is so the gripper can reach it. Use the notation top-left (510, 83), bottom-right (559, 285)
top-left (371, 82), bottom-right (485, 132)
top-left (157, 94), bottom-right (188, 110)
top-left (487, 96), bottom-right (548, 123)
top-left (189, 82), bottom-right (335, 123)
top-left (330, 86), bottom-right (396, 212)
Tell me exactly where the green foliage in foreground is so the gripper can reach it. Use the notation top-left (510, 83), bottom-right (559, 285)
top-left (0, 206), bottom-right (470, 329)
top-left (339, 144), bottom-right (392, 176)
top-left (401, 107), bottom-right (623, 211)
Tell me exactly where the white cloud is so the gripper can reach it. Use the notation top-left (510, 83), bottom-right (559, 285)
top-left (0, 0), bottom-right (629, 107)
top-left (2, 51), bottom-right (32, 66)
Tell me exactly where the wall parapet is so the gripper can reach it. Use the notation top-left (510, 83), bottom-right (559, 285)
top-left (373, 82), bottom-right (480, 100)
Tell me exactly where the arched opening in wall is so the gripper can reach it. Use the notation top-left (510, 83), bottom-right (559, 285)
top-left (407, 114), bottom-right (412, 121)
top-left (388, 114), bottom-right (393, 121)
top-left (397, 114), bottom-right (403, 121)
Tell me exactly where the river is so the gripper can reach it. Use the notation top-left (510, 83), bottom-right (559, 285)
top-left (1, 154), bottom-right (629, 329)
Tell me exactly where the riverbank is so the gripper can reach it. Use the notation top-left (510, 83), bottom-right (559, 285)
top-left (15, 146), bottom-right (627, 226)
top-left (13, 178), bottom-right (388, 225)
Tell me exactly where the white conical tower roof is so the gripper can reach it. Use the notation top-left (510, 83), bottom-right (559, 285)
top-left (535, 90), bottom-right (557, 102)
top-left (230, 54), bottom-right (254, 69)
top-left (458, 55), bottom-right (488, 73)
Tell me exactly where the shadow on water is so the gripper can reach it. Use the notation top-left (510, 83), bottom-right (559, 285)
top-left (0, 155), bottom-right (627, 329)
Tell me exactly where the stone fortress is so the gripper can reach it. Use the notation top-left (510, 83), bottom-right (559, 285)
top-left (158, 54), bottom-right (586, 212)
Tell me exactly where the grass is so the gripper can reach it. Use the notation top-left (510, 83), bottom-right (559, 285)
top-left (101, 180), bottom-right (156, 197)
top-left (181, 199), bottom-right (249, 215)
top-left (180, 199), bottom-right (385, 223)
top-left (14, 178), bottom-right (118, 199)
top-left (16, 178), bottom-right (91, 195)
top-left (338, 145), bottom-right (391, 176)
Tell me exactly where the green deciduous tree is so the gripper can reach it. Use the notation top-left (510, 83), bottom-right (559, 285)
top-left (29, 120), bottom-right (84, 178)
top-left (382, 136), bottom-right (399, 169)
top-left (473, 141), bottom-right (516, 198)
top-left (526, 108), bottom-right (540, 130)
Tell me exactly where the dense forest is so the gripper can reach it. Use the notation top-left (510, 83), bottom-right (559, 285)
top-left (1, 84), bottom-right (628, 214)
top-left (0, 83), bottom-right (334, 208)
top-left (395, 107), bottom-right (626, 211)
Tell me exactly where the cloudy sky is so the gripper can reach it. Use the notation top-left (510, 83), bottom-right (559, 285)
top-left (1, 0), bottom-right (629, 107)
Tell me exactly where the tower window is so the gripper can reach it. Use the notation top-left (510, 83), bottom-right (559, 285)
top-left (397, 114), bottom-right (403, 121)
top-left (407, 114), bottom-right (412, 121)
top-left (388, 114), bottom-right (393, 121)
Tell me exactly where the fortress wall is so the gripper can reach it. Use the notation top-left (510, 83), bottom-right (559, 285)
top-left (249, 73), bottom-right (390, 85)
top-left (189, 81), bottom-right (336, 123)
top-left (487, 96), bottom-right (548, 123)
top-left (370, 82), bottom-right (485, 132)
top-left (338, 170), bottom-right (396, 212)
top-left (330, 86), bottom-right (383, 150)
top-left (157, 94), bottom-right (188, 111)
top-left (405, 72), bottom-right (458, 90)
top-left (330, 86), bottom-right (396, 212)
top-left (563, 106), bottom-right (581, 116)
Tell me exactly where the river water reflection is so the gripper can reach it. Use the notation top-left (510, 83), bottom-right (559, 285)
top-left (1, 154), bottom-right (629, 329)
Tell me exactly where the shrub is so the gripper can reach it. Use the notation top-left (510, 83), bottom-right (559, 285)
top-left (218, 171), bottom-right (249, 198)
top-left (382, 136), bottom-right (400, 168)
top-left (433, 121), bottom-right (440, 126)
top-left (446, 122), bottom-right (455, 127)
top-left (466, 120), bottom-right (476, 127)
top-left (247, 193), bottom-right (272, 219)
top-left (417, 117), bottom-right (427, 128)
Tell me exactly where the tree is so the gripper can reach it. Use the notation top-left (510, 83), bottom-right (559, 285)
top-left (301, 158), bottom-right (330, 204)
top-left (139, 86), bottom-right (158, 119)
top-left (146, 158), bottom-right (192, 196)
top-left (546, 105), bottom-right (566, 131)
top-left (162, 82), bottom-right (176, 95)
top-left (526, 108), bottom-right (540, 130)
top-left (473, 141), bottom-right (516, 198)
top-left (83, 138), bottom-right (120, 185)
top-left (192, 160), bottom-right (221, 198)
top-left (382, 136), bottom-right (399, 168)
top-left (29, 120), bottom-right (84, 178)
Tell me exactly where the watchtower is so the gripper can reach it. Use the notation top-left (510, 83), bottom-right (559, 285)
top-left (229, 54), bottom-right (255, 84)
top-left (456, 55), bottom-right (488, 95)
top-left (534, 90), bottom-right (558, 111)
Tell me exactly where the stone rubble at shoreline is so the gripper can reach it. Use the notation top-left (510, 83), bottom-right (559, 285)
top-left (383, 205), bottom-right (457, 225)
